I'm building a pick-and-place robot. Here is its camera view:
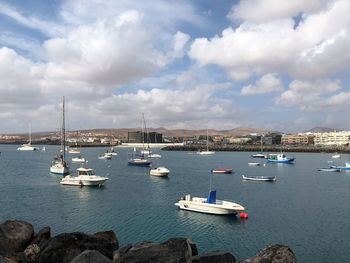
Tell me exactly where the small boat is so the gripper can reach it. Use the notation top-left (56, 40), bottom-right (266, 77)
top-left (175, 190), bottom-right (245, 215)
top-left (17, 125), bottom-right (39, 151)
top-left (150, 167), bottom-right (170, 177)
top-left (128, 157), bottom-right (152, 166)
top-left (42, 146), bottom-right (46, 151)
top-left (242, 175), bottom-right (276, 181)
top-left (251, 153), bottom-right (266, 158)
top-left (318, 167), bottom-right (341, 172)
top-left (267, 153), bottom-right (294, 163)
top-left (72, 155), bottom-right (86, 163)
top-left (197, 127), bottom-right (215, 155)
top-left (148, 153), bottom-right (162, 158)
top-left (60, 166), bottom-right (108, 186)
top-left (248, 162), bottom-right (260, 166)
top-left (68, 147), bottom-right (80, 154)
top-left (330, 162), bottom-right (350, 171)
top-left (211, 169), bottom-right (233, 174)
top-left (98, 153), bottom-right (112, 160)
top-left (332, 154), bottom-right (341, 159)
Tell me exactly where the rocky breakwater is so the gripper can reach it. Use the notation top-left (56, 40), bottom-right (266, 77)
top-left (0, 220), bottom-right (296, 263)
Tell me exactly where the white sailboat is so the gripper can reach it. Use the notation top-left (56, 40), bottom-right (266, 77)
top-left (128, 113), bottom-right (152, 166)
top-left (197, 127), bottom-right (215, 155)
top-left (50, 96), bottom-right (69, 175)
top-left (17, 124), bottom-right (39, 151)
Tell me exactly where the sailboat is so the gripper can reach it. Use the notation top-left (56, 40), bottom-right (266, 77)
top-left (17, 124), bottom-right (39, 151)
top-left (251, 135), bottom-right (266, 158)
top-left (50, 96), bottom-right (69, 175)
top-left (128, 113), bottom-right (152, 166)
top-left (197, 127), bottom-right (215, 155)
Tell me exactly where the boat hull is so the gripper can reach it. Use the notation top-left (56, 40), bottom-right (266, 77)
top-left (242, 175), bottom-right (276, 181)
top-left (211, 169), bottom-right (233, 174)
top-left (128, 160), bottom-right (152, 166)
top-left (60, 176), bottom-right (108, 186)
top-left (267, 158), bottom-right (294, 163)
top-left (50, 165), bottom-right (69, 175)
top-left (197, 151), bottom-right (215, 155)
top-left (175, 199), bottom-right (244, 215)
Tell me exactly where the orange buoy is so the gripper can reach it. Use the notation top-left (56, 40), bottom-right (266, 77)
top-left (240, 212), bottom-right (249, 219)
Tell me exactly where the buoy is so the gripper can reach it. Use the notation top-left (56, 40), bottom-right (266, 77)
top-left (240, 212), bottom-right (249, 219)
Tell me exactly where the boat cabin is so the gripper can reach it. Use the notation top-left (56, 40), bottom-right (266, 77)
top-left (78, 168), bottom-right (95, 176)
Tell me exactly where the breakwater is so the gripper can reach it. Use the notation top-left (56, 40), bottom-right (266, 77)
top-left (0, 220), bottom-right (296, 263)
top-left (162, 144), bottom-right (350, 153)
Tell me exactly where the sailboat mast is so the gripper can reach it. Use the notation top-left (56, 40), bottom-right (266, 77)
top-left (141, 113), bottom-right (145, 150)
top-left (206, 127), bottom-right (209, 151)
top-left (29, 124), bottom-right (32, 145)
top-left (62, 96), bottom-right (66, 162)
top-left (260, 135), bottom-right (263, 153)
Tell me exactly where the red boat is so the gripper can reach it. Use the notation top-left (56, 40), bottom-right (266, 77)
top-left (211, 169), bottom-right (233, 174)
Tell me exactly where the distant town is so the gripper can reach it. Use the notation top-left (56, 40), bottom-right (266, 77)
top-left (1, 127), bottom-right (350, 149)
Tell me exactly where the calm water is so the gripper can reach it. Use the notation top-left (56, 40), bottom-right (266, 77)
top-left (0, 144), bottom-right (349, 262)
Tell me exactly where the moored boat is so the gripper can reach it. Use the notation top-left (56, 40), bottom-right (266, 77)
top-left (211, 169), bottom-right (233, 174)
top-left (175, 190), bottom-right (245, 215)
top-left (242, 175), bottom-right (276, 181)
top-left (267, 153), bottom-right (294, 163)
top-left (72, 155), bottom-right (86, 163)
top-left (150, 167), bottom-right (170, 177)
top-left (251, 153), bottom-right (266, 158)
top-left (248, 162), bottom-right (260, 166)
top-left (128, 156), bottom-right (152, 166)
top-left (60, 167), bottom-right (108, 186)
top-left (332, 154), bottom-right (341, 159)
top-left (318, 167), bottom-right (341, 172)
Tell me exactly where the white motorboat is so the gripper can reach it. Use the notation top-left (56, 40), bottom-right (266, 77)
top-left (68, 147), bottom-right (80, 154)
top-left (60, 167), bottom-right (108, 186)
top-left (72, 155), bottom-right (86, 163)
top-left (175, 191), bottom-right (245, 215)
top-left (248, 162), bottom-right (260, 166)
top-left (332, 154), bottom-right (341, 159)
top-left (17, 125), bottom-right (39, 151)
top-left (50, 97), bottom-right (69, 175)
top-left (98, 153), bottom-right (112, 160)
top-left (242, 175), bottom-right (276, 181)
top-left (150, 167), bottom-right (170, 177)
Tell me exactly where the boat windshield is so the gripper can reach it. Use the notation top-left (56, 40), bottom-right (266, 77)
top-left (78, 170), bottom-right (95, 176)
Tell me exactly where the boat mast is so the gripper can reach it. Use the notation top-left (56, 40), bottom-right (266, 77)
top-left (62, 96), bottom-right (66, 162)
top-left (206, 126), bottom-right (209, 152)
top-left (260, 134), bottom-right (263, 153)
top-left (141, 113), bottom-right (145, 151)
top-left (29, 123), bottom-right (32, 145)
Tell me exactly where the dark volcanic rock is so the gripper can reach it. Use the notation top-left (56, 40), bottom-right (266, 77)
top-left (113, 238), bottom-right (197, 263)
top-left (31, 227), bottom-right (51, 250)
top-left (71, 250), bottom-right (112, 263)
top-left (24, 244), bottom-right (40, 262)
top-left (0, 220), bottom-right (34, 256)
top-left (36, 231), bottom-right (118, 263)
top-left (192, 251), bottom-right (236, 263)
top-left (240, 244), bottom-right (296, 263)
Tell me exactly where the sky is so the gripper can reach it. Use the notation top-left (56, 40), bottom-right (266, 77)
top-left (0, 0), bottom-right (350, 133)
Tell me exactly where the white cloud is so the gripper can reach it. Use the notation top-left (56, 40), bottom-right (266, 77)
top-left (189, 0), bottom-right (350, 80)
top-left (241, 73), bottom-right (283, 95)
top-left (276, 79), bottom-right (347, 111)
top-left (227, 0), bottom-right (330, 23)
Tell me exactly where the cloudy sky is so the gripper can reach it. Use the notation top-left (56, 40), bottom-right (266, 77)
top-left (0, 0), bottom-right (349, 133)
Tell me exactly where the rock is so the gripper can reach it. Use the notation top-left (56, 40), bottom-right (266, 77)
top-left (0, 220), bottom-right (34, 256)
top-left (24, 244), bottom-right (40, 262)
top-left (113, 237), bottom-right (197, 263)
top-left (71, 250), bottom-right (112, 263)
top-left (31, 227), bottom-right (50, 249)
top-left (192, 251), bottom-right (236, 263)
top-left (240, 245), bottom-right (296, 263)
top-left (36, 231), bottom-right (118, 263)
top-left (93, 231), bottom-right (118, 248)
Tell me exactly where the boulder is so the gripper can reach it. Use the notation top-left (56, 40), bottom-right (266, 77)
top-left (192, 251), bottom-right (236, 263)
top-left (0, 220), bottom-right (34, 256)
top-left (71, 250), bottom-right (112, 263)
top-left (24, 244), bottom-right (40, 262)
top-left (240, 245), bottom-right (296, 263)
top-left (31, 226), bottom-right (50, 249)
top-left (113, 238), bottom-right (197, 263)
top-left (36, 231), bottom-right (118, 263)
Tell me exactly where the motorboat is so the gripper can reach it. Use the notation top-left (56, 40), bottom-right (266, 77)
top-left (68, 147), bottom-right (80, 154)
top-left (150, 167), bottom-right (170, 177)
top-left (242, 175), bottom-right (276, 181)
top-left (248, 162), bottom-right (260, 166)
top-left (251, 153), bottom-right (266, 158)
top-left (267, 153), bottom-right (294, 163)
top-left (141, 148), bottom-right (152, 155)
top-left (318, 167), bottom-right (341, 172)
top-left (330, 162), bottom-right (350, 171)
top-left (148, 153), bottom-right (162, 158)
top-left (98, 153), bottom-right (112, 160)
top-left (211, 169), bottom-right (233, 174)
top-left (72, 155), bottom-right (86, 163)
top-left (332, 154), bottom-right (341, 159)
top-left (175, 190), bottom-right (245, 215)
top-left (60, 167), bottom-right (108, 186)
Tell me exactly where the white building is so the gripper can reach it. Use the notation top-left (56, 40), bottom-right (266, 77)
top-left (314, 131), bottom-right (350, 146)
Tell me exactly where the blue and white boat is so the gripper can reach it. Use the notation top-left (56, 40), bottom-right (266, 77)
top-left (267, 153), bottom-right (294, 163)
top-left (330, 162), bottom-right (350, 171)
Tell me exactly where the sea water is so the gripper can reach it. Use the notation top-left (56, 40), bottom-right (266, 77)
top-left (0, 144), bottom-right (349, 262)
